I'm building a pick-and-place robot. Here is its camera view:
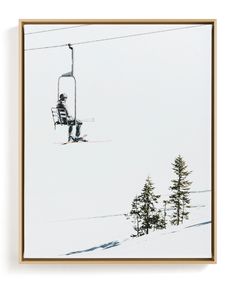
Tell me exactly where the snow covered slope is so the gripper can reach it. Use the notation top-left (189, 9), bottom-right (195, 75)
top-left (24, 189), bottom-right (211, 258)
top-left (63, 190), bottom-right (211, 259)
top-left (65, 219), bottom-right (211, 258)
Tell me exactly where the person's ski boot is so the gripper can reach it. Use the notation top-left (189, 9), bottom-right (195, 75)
top-left (68, 136), bottom-right (75, 142)
top-left (74, 136), bottom-right (88, 142)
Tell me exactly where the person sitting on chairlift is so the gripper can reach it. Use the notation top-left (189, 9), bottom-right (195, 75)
top-left (57, 93), bottom-right (86, 142)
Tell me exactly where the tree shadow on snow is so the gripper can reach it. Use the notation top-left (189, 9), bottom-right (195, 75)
top-left (65, 240), bottom-right (120, 256)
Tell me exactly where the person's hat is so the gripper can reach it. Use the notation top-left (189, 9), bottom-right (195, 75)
top-left (60, 93), bottom-right (68, 100)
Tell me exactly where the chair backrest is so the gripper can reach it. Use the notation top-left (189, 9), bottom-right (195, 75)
top-left (51, 107), bottom-right (68, 127)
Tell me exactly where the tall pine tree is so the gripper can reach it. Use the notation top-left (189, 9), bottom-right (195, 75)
top-left (169, 155), bottom-right (192, 225)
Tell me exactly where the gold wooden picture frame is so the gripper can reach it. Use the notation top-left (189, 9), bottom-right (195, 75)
top-left (19, 19), bottom-right (216, 264)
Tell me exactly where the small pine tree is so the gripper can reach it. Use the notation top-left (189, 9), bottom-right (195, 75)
top-left (169, 155), bottom-right (192, 225)
top-left (152, 209), bottom-right (166, 230)
top-left (163, 200), bottom-right (169, 229)
top-left (130, 195), bottom-right (143, 237)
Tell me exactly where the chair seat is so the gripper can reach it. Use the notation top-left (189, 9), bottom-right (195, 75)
top-left (51, 107), bottom-right (74, 127)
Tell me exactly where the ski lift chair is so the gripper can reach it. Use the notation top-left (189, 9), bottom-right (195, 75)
top-left (51, 44), bottom-right (77, 129)
top-left (51, 107), bottom-right (76, 129)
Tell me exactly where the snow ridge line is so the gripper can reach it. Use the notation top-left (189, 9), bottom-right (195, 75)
top-left (51, 190), bottom-right (210, 223)
top-left (190, 189), bottom-right (211, 194)
top-left (51, 213), bottom-right (127, 222)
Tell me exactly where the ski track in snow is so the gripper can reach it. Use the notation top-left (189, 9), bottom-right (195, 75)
top-left (51, 189), bottom-right (210, 223)
top-left (52, 213), bottom-right (127, 223)
top-left (186, 220), bottom-right (211, 229)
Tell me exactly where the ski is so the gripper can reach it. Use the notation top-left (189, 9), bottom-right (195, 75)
top-left (61, 139), bottom-right (111, 145)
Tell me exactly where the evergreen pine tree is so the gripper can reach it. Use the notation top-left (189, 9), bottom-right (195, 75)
top-left (130, 195), bottom-right (143, 237)
top-left (169, 155), bottom-right (192, 225)
top-left (138, 176), bottom-right (161, 235)
top-left (163, 200), bottom-right (169, 229)
top-left (129, 176), bottom-right (165, 237)
top-left (152, 209), bottom-right (166, 230)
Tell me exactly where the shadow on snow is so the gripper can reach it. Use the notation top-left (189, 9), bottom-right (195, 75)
top-left (64, 220), bottom-right (211, 256)
top-left (186, 220), bottom-right (211, 229)
top-left (65, 240), bottom-right (120, 256)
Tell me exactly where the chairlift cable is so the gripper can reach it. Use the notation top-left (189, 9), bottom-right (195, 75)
top-left (25, 24), bottom-right (92, 35)
top-left (25, 24), bottom-right (210, 51)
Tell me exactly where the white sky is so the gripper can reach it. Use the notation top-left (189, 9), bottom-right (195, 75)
top-left (24, 24), bottom-right (212, 256)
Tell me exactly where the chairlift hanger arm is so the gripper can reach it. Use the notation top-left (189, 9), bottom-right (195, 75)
top-left (57, 44), bottom-right (77, 122)
top-left (68, 43), bottom-right (74, 76)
